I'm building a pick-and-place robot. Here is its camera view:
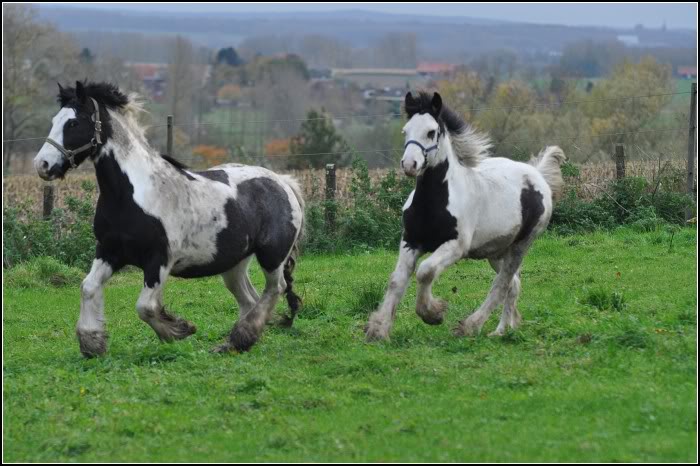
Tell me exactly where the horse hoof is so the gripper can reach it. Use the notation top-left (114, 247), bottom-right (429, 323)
top-left (488, 329), bottom-right (506, 337)
top-left (453, 320), bottom-right (480, 338)
top-left (77, 329), bottom-right (108, 358)
top-left (157, 320), bottom-right (197, 342)
top-left (173, 320), bottom-right (197, 340)
top-left (417, 298), bottom-right (447, 325)
top-left (269, 314), bottom-right (294, 328)
top-left (211, 343), bottom-right (234, 354)
top-left (229, 321), bottom-right (259, 352)
top-left (365, 323), bottom-right (390, 342)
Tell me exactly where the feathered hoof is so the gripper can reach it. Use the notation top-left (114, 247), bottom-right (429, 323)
top-left (152, 307), bottom-right (197, 342)
top-left (211, 342), bottom-right (235, 354)
top-left (229, 321), bottom-right (260, 352)
top-left (453, 319), bottom-right (481, 338)
top-left (365, 322), bottom-right (390, 342)
top-left (416, 298), bottom-right (448, 325)
top-left (157, 319), bottom-right (197, 342)
top-left (77, 329), bottom-right (108, 358)
top-left (269, 313), bottom-right (295, 328)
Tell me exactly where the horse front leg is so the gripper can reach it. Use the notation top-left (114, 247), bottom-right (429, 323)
top-left (136, 262), bottom-right (197, 342)
top-left (77, 257), bottom-right (118, 357)
top-left (415, 239), bottom-right (466, 325)
top-left (365, 241), bottom-right (420, 341)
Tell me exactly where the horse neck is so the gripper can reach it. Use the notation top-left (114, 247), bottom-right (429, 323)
top-left (93, 112), bottom-right (166, 201)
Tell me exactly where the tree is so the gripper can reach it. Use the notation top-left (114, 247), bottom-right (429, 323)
top-left (437, 69), bottom-right (485, 121)
top-left (583, 57), bottom-right (674, 157)
top-left (79, 47), bottom-right (94, 65)
top-left (165, 35), bottom-right (195, 132)
top-left (289, 109), bottom-right (350, 169)
top-left (2, 4), bottom-right (81, 173)
top-left (216, 47), bottom-right (243, 67)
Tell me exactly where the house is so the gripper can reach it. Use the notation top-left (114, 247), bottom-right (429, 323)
top-left (331, 68), bottom-right (427, 89)
top-left (125, 62), bottom-right (168, 101)
top-left (677, 66), bottom-right (697, 79)
top-left (417, 62), bottom-right (457, 78)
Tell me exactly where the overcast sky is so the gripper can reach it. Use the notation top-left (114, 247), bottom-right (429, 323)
top-left (48, 3), bottom-right (698, 30)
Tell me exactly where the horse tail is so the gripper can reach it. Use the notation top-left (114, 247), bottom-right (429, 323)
top-left (278, 175), bottom-right (305, 327)
top-left (531, 146), bottom-right (566, 201)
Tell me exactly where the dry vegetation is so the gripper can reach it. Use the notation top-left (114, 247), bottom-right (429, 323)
top-left (3, 159), bottom-right (689, 215)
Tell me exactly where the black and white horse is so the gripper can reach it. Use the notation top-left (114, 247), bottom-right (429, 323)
top-left (365, 91), bottom-right (565, 341)
top-left (34, 81), bottom-right (304, 356)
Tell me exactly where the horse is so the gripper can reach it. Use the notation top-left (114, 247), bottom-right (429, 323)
top-left (365, 91), bottom-right (565, 341)
top-left (33, 80), bottom-right (305, 357)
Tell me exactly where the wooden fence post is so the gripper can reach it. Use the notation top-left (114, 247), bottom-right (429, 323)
top-left (42, 185), bottom-right (55, 220)
top-left (687, 82), bottom-right (697, 221)
top-left (325, 163), bottom-right (336, 230)
top-left (615, 144), bottom-right (625, 179)
top-left (166, 115), bottom-right (173, 157)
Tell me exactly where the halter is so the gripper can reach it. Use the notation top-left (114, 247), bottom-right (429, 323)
top-left (45, 97), bottom-right (103, 169)
top-left (404, 139), bottom-right (439, 157)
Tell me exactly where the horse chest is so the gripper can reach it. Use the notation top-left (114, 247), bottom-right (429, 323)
top-left (402, 162), bottom-right (458, 252)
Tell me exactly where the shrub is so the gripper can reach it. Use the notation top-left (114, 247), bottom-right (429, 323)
top-left (4, 256), bottom-right (84, 288)
top-left (3, 182), bottom-right (96, 271)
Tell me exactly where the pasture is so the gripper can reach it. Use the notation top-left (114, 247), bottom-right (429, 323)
top-left (3, 227), bottom-right (697, 462)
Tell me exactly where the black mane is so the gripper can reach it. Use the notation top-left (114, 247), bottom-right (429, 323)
top-left (58, 80), bottom-right (129, 110)
top-left (404, 91), bottom-right (466, 136)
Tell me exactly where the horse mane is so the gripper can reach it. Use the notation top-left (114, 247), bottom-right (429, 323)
top-left (58, 80), bottom-right (189, 171)
top-left (58, 81), bottom-right (130, 109)
top-left (405, 91), bottom-right (491, 168)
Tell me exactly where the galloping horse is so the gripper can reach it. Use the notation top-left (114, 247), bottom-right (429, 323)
top-left (366, 91), bottom-right (565, 341)
top-left (34, 81), bottom-right (304, 356)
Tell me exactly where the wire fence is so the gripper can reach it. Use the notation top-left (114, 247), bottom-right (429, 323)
top-left (2, 88), bottom-right (697, 178)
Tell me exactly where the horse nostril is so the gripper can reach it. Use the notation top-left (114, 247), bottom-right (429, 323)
top-left (400, 160), bottom-right (404, 168)
top-left (41, 161), bottom-right (49, 171)
top-left (412, 161), bottom-right (417, 170)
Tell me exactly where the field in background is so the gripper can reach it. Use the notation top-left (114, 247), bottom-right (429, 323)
top-left (3, 228), bottom-right (696, 462)
top-left (2, 158), bottom-right (689, 215)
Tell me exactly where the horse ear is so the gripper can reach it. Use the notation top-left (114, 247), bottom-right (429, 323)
top-left (405, 92), bottom-right (414, 105)
top-left (75, 81), bottom-right (86, 102)
top-left (431, 92), bottom-right (443, 114)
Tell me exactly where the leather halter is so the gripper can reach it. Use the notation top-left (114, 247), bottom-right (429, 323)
top-left (404, 139), bottom-right (439, 157)
top-left (45, 97), bottom-right (102, 168)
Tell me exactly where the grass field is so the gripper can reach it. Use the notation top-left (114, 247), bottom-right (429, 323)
top-left (3, 228), bottom-right (697, 462)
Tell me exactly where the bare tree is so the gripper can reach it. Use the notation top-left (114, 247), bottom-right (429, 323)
top-left (165, 36), bottom-right (195, 130)
top-left (3, 4), bottom-right (47, 172)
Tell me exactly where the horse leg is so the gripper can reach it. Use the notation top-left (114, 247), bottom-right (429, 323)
top-left (136, 263), bottom-right (196, 342)
top-left (366, 241), bottom-right (420, 341)
top-left (414, 239), bottom-right (466, 325)
top-left (215, 265), bottom-right (286, 353)
top-left (76, 257), bottom-right (117, 357)
top-left (221, 255), bottom-right (259, 318)
top-left (489, 270), bottom-right (522, 337)
top-left (454, 246), bottom-right (526, 337)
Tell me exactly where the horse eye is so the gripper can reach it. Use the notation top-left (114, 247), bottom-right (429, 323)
top-left (427, 130), bottom-right (436, 139)
top-left (68, 120), bottom-right (79, 128)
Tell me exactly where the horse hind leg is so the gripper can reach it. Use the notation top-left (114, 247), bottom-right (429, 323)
top-left (221, 255), bottom-right (259, 318)
top-left (489, 271), bottom-right (522, 337)
top-left (277, 254), bottom-right (302, 328)
top-left (214, 264), bottom-right (286, 353)
top-left (454, 249), bottom-right (524, 337)
top-left (137, 264), bottom-right (196, 342)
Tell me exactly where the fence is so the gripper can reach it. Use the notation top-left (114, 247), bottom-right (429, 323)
top-left (3, 85), bottom-right (697, 222)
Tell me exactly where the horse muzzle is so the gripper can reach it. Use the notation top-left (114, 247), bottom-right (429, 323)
top-left (34, 151), bottom-right (68, 181)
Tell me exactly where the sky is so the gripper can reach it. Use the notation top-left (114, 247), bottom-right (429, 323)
top-left (47, 3), bottom-right (698, 30)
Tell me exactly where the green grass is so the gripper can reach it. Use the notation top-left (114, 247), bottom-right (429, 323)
top-left (3, 228), bottom-right (697, 462)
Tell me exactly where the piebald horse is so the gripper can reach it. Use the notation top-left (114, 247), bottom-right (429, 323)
top-left (366, 91), bottom-right (565, 341)
top-left (34, 81), bottom-right (304, 356)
